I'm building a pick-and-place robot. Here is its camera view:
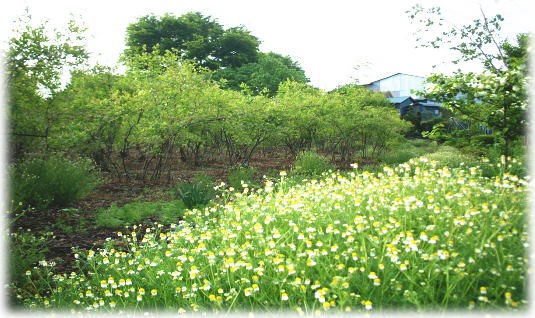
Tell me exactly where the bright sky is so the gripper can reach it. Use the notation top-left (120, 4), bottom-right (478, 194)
top-left (1, 0), bottom-right (533, 91)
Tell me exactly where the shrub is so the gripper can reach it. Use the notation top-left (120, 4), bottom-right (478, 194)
top-left (10, 155), bottom-right (102, 211)
top-left (227, 166), bottom-right (258, 192)
top-left (290, 151), bottom-right (333, 178)
top-left (95, 200), bottom-right (186, 228)
top-left (170, 173), bottom-right (216, 209)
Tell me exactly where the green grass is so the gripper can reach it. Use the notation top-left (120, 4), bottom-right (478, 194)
top-left (15, 157), bottom-right (527, 313)
top-left (95, 200), bottom-right (186, 228)
top-left (379, 139), bottom-right (440, 165)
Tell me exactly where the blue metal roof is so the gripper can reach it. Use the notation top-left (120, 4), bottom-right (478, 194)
top-left (387, 96), bottom-right (413, 104)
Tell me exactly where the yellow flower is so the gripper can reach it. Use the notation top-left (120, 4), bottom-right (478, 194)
top-left (362, 300), bottom-right (373, 310)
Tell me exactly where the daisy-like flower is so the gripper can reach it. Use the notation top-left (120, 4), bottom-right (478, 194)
top-left (189, 266), bottom-right (200, 279)
top-left (362, 300), bottom-right (373, 310)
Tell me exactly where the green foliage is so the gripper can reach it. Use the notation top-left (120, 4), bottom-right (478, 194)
top-left (9, 230), bottom-right (54, 290)
top-left (4, 10), bottom-right (409, 180)
top-left (95, 200), bottom-right (186, 228)
top-left (290, 151), bottom-right (333, 177)
top-left (320, 85), bottom-right (411, 162)
top-left (10, 155), bottom-right (102, 211)
top-left (227, 166), bottom-right (258, 192)
top-left (378, 140), bottom-right (436, 165)
top-left (408, 6), bottom-right (529, 159)
top-left (16, 161), bottom-right (528, 312)
top-left (7, 12), bottom-right (88, 158)
top-left (124, 12), bottom-right (259, 70)
top-left (170, 173), bottom-right (216, 209)
top-left (214, 52), bottom-right (309, 96)
top-left (415, 146), bottom-right (479, 169)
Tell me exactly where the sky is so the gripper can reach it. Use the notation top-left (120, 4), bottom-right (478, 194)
top-left (1, 0), bottom-right (533, 90)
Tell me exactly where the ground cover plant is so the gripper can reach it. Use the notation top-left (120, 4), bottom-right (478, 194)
top-left (95, 200), bottom-right (186, 228)
top-left (15, 157), bottom-right (527, 314)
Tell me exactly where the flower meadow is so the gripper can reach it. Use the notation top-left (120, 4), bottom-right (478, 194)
top-left (15, 157), bottom-right (528, 314)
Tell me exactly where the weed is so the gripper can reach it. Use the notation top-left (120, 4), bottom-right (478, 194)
top-left (170, 173), bottom-right (216, 209)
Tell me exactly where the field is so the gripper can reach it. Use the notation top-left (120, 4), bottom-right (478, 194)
top-left (13, 156), bottom-right (528, 314)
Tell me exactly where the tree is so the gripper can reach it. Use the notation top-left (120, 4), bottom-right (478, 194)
top-left (320, 85), bottom-right (410, 162)
top-left (6, 11), bottom-right (88, 158)
top-left (214, 52), bottom-right (309, 96)
top-left (124, 12), bottom-right (259, 70)
top-left (408, 5), bottom-right (529, 160)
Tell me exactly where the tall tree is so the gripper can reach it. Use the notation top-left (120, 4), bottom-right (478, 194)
top-left (408, 5), bottom-right (529, 160)
top-left (124, 12), bottom-right (259, 70)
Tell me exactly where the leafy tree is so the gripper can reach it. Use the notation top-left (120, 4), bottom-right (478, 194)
top-left (320, 85), bottom-right (410, 162)
top-left (274, 82), bottom-right (324, 156)
top-left (214, 27), bottom-right (260, 68)
top-left (408, 5), bottom-right (529, 160)
top-left (6, 11), bottom-right (88, 158)
top-left (214, 52), bottom-right (309, 96)
top-left (125, 12), bottom-right (259, 70)
top-left (53, 67), bottom-right (132, 173)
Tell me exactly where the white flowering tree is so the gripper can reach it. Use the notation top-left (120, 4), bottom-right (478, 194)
top-left (408, 5), bottom-right (529, 161)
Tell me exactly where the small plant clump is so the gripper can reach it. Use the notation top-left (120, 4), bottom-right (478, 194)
top-left (290, 151), bottom-right (333, 178)
top-left (170, 173), bottom-right (216, 209)
top-left (10, 155), bottom-right (102, 211)
top-left (95, 200), bottom-right (186, 228)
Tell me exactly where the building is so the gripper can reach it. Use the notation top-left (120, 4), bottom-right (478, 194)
top-left (364, 73), bottom-right (443, 118)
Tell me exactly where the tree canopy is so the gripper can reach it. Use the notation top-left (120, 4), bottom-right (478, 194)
top-left (125, 12), bottom-right (260, 70)
top-left (213, 52), bottom-right (309, 96)
top-left (125, 12), bottom-right (308, 96)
